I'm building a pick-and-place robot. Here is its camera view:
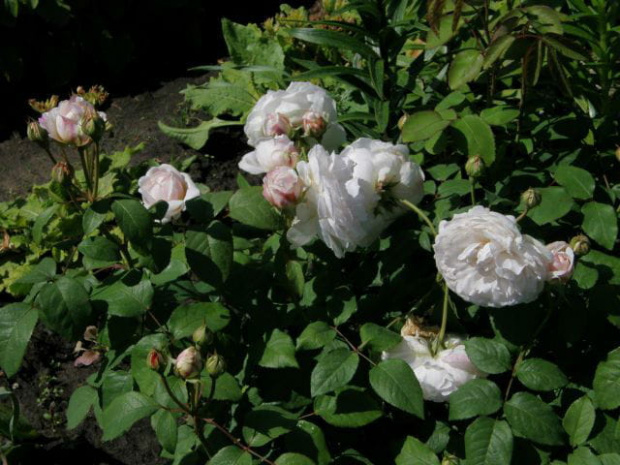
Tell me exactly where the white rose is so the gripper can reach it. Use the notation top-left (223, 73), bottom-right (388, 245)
top-left (262, 166), bottom-right (303, 208)
top-left (138, 164), bottom-right (200, 223)
top-left (38, 95), bottom-right (103, 147)
top-left (286, 145), bottom-right (372, 258)
top-left (434, 206), bottom-right (553, 308)
top-left (238, 136), bottom-right (299, 175)
top-left (382, 335), bottom-right (484, 402)
top-left (546, 241), bottom-right (575, 283)
top-left (244, 82), bottom-right (346, 151)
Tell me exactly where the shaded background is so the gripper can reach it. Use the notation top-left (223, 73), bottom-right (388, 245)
top-left (0, 0), bottom-right (312, 140)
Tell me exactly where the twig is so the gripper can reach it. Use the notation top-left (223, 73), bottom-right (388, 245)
top-left (331, 326), bottom-right (376, 366)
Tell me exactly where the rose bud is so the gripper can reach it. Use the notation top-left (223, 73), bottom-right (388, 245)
top-left (51, 161), bottom-right (74, 186)
top-left (38, 96), bottom-right (100, 147)
top-left (521, 187), bottom-right (541, 209)
top-left (465, 155), bottom-right (485, 179)
top-left (206, 353), bottom-right (226, 377)
top-left (175, 347), bottom-right (202, 379)
top-left (27, 121), bottom-right (49, 147)
top-left (262, 166), bottom-right (303, 209)
top-left (570, 234), bottom-right (590, 256)
top-left (546, 241), bottom-right (575, 283)
top-left (192, 325), bottom-right (214, 347)
top-left (302, 111), bottom-right (327, 139)
top-left (147, 349), bottom-right (165, 372)
top-left (264, 112), bottom-right (292, 138)
top-left (82, 108), bottom-right (106, 142)
top-left (397, 113), bottom-right (409, 131)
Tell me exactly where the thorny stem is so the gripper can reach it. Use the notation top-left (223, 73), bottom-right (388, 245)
top-left (401, 199), bottom-right (437, 236)
top-left (201, 417), bottom-right (277, 465)
top-left (332, 326), bottom-right (376, 366)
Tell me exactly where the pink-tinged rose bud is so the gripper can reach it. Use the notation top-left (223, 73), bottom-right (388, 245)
top-left (546, 241), bottom-right (575, 283)
top-left (51, 161), bottom-right (74, 186)
top-left (138, 164), bottom-right (200, 223)
top-left (27, 121), bottom-right (48, 147)
top-left (175, 347), bottom-right (202, 379)
top-left (147, 349), bottom-right (165, 372)
top-left (262, 166), bottom-right (303, 208)
top-left (264, 112), bottom-right (291, 137)
top-left (38, 96), bottom-right (100, 147)
top-left (302, 111), bottom-right (327, 138)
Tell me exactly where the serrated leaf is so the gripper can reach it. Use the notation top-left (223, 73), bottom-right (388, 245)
top-left (528, 187), bottom-right (574, 225)
top-left (229, 186), bottom-right (283, 231)
top-left (504, 392), bottom-right (565, 446)
top-left (209, 445), bottom-right (252, 465)
top-left (0, 303), bottom-right (38, 378)
top-left (260, 329), bottom-right (299, 369)
top-left (483, 35), bottom-right (516, 69)
top-left (314, 387), bottom-right (382, 428)
top-left (593, 348), bottom-right (620, 410)
top-left (449, 50), bottom-right (484, 89)
top-left (242, 405), bottom-right (297, 447)
top-left (297, 322), bottom-right (337, 351)
top-left (92, 271), bottom-right (153, 318)
top-left (452, 115), bottom-right (496, 165)
top-left (36, 277), bottom-right (92, 340)
top-left (311, 348), bottom-right (359, 397)
top-left (168, 302), bottom-right (230, 338)
top-left (563, 396), bottom-right (595, 446)
top-left (101, 391), bottom-right (158, 441)
top-left (369, 359), bottom-right (424, 418)
top-left (449, 379), bottom-right (502, 421)
top-left (359, 323), bottom-right (401, 351)
top-left (395, 436), bottom-right (440, 465)
top-left (481, 106), bottom-right (520, 126)
top-left (66, 385), bottom-right (98, 430)
top-left (554, 165), bottom-right (595, 200)
top-left (465, 417), bottom-right (513, 465)
top-left (152, 409), bottom-right (177, 454)
top-left (158, 119), bottom-right (238, 150)
top-left (465, 338), bottom-right (512, 374)
top-left (516, 358), bottom-right (568, 391)
top-left (582, 202), bottom-right (617, 251)
top-left (185, 222), bottom-right (233, 287)
top-left (111, 199), bottom-right (152, 250)
top-left (402, 111), bottom-right (452, 143)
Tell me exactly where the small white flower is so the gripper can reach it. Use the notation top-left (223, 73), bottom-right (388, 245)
top-left (382, 335), bottom-right (485, 402)
top-left (238, 136), bottom-right (299, 175)
top-left (138, 164), bottom-right (200, 223)
top-left (287, 145), bottom-right (372, 258)
top-left (546, 241), bottom-right (575, 283)
top-left (262, 166), bottom-right (303, 209)
top-left (244, 82), bottom-right (346, 151)
top-left (434, 206), bottom-right (553, 307)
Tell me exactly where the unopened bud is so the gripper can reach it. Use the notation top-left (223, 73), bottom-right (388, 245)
top-left (206, 353), bottom-right (226, 377)
top-left (175, 347), bottom-right (202, 379)
top-left (147, 349), bottom-right (165, 372)
top-left (51, 161), bottom-right (74, 185)
top-left (521, 188), bottom-right (541, 209)
top-left (82, 110), bottom-right (105, 141)
top-left (192, 325), bottom-right (214, 346)
top-left (465, 156), bottom-right (485, 179)
top-left (441, 454), bottom-right (459, 465)
top-left (27, 121), bottom-right (48, 147)
top-left (302, 111), bottom-right (327, 139)
top-left (569, 234), bottom-right (590, 256)
top-left (398, 113), bottom-right (409, 131)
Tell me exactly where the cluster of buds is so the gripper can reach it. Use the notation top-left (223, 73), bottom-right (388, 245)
top-left (75, 85), bottom-right (109, 107)
top-left (28, 95), bottom-right (59, 114)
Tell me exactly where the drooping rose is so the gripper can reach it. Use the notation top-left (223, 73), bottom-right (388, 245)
top-left (38, 95), bottom-right (106, 147)
top-left (138, 164), bottom-right (200, 223)
top-left (262, 166), bottom-right (303, 208)
top-left (244, 82), bottom-right (346, 151)
top-left (238, 136), bottom-right (299, 175)
top-left (175, 347), bottom-right (202, 379)
top-left (546, 241), bottom-right (575, 283)
top-left (434, 206), bottom-right (552, 307)
top-left (382, 335), bottom-right (485, 402)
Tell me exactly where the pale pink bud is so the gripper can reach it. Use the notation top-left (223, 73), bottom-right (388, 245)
top-left (147, 348), bottom-right (165, 372)
top-left (262, 166), bottom-right (303, 208)
top-left (38, 96), bottom-right (97, 147)
top-left (175, 347), bottom-right (202, 379)
top-left (546, 241), bottom-right (575, 283)
top-left (302, 111), bottom-right (327, 138)
top-left (238, 136), bottom-right (299, 175)
top-left (264, 112), bottom-right (291, 137)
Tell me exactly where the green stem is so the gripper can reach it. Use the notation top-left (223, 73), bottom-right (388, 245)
top-left (92, 143), bottom-right (100, 201)
top-left (470, 178), bottom-right (476, 205)
top-left (437, 283), bottom-right (450, 348)
top-left (158, 373), bottom-right (189, 413)
top-left (516, 207), bottom-right (528, 222)
top-left (401, 199), bottom-right (437, 236)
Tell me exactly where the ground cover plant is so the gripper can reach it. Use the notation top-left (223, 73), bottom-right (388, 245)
top-left (0, 0), bottom-right (619, 463)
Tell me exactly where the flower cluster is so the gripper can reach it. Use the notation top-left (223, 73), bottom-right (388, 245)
top-left (239, 82), bottom-right (425, 257)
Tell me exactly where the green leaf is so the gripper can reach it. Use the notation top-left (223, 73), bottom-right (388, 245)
top-left (168, 302), bottom-right (230, 338)
top-left (563, 396), bottom-right (595, 447)
top-left (101, 391), bottom-right (158, 441)
top-left (242, 405), bottom-right (297, 447)
top-left (516, 358), bottom-right (568, 391)
top-left (36, 277), bottom-right (92, 340)
top-left (465, 417), bottom-right (513, 465)
top-left (92, 271), bottom-right (153, 318)
top-left (481, 106), bottom-right (520, 126)
top-left (593, 348), bottom-right (620, 410)
top-left (452, 115), bottom-right (496, 165)
top-left (152, 409), bottom-right (177, 454)
top-left (311, 348), bottom-right (359, 397)
top-left (185, 222), bottom-right (233, 287)
top-left (229, 186), bottom-right (283, 231)
top-left (504, 392), bottom-right (565, 446)
top-left (465, 338), bottom-right (512, 374)
top-left (568, 447), bottom-right (603, 465)
top-left (448, 50), bottom-right (484, 90)
top-left (276, 453), bottom-right (316, 465)
top-left (221, 18), bottom-right (285, 71)
top-left (369, 359), bottom-right (424, 418)
top-left (15, 257), bottom-right (56, 284)
top-left (402, 111), bottom-right (452, 143)
top-left (209, 445), bottom-right (252, 465)
top-left (66, 385), bottom-right (98, 430)
top-left (582, 202), bottom-right (618, 251)
top-left (260, 329), bottom-right (299, 369)
top-left (130, 334), bottom-right (169, 396)
top-left (288, 28), bottom-right (377, 59)
top-left (200, 372), bottom-right (242, 402)
top-left (111, 199), bottom-right (152, 250)
top-left (82, 201), bottom-right (108, 236)
top-left (542, 34), bottom-right (589, 61)
top-left (395, 436), bottom-right (440, 465)
top-left (359, 323), bottom-right (401, 351)
top-left (78, 236), bottom-right (120, 264)
top-left (286, 420), bottom-right (331, 465)
top-left (449, 379), bottom-right (502, 421)
top-left (314, 387), bottom-right (382, 428)
top-left (297, 322), bottom-right (337, 351)
top-left (184, 80), bottom-right (255, 117)
top-left (554, 166), bottom-right (596, 200)
top-left (483, 35), bottom-right (516, 69)
top-left (158, 119), bottom-right (239, 150)
top-left (0, 303), bottom-right (38, 378)
top-left (438, 179), bottom-right (471, 197)
top-left (528, 187), bottom-right (574, 225)
top-left (32, 205), bottom-right (59, 244)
